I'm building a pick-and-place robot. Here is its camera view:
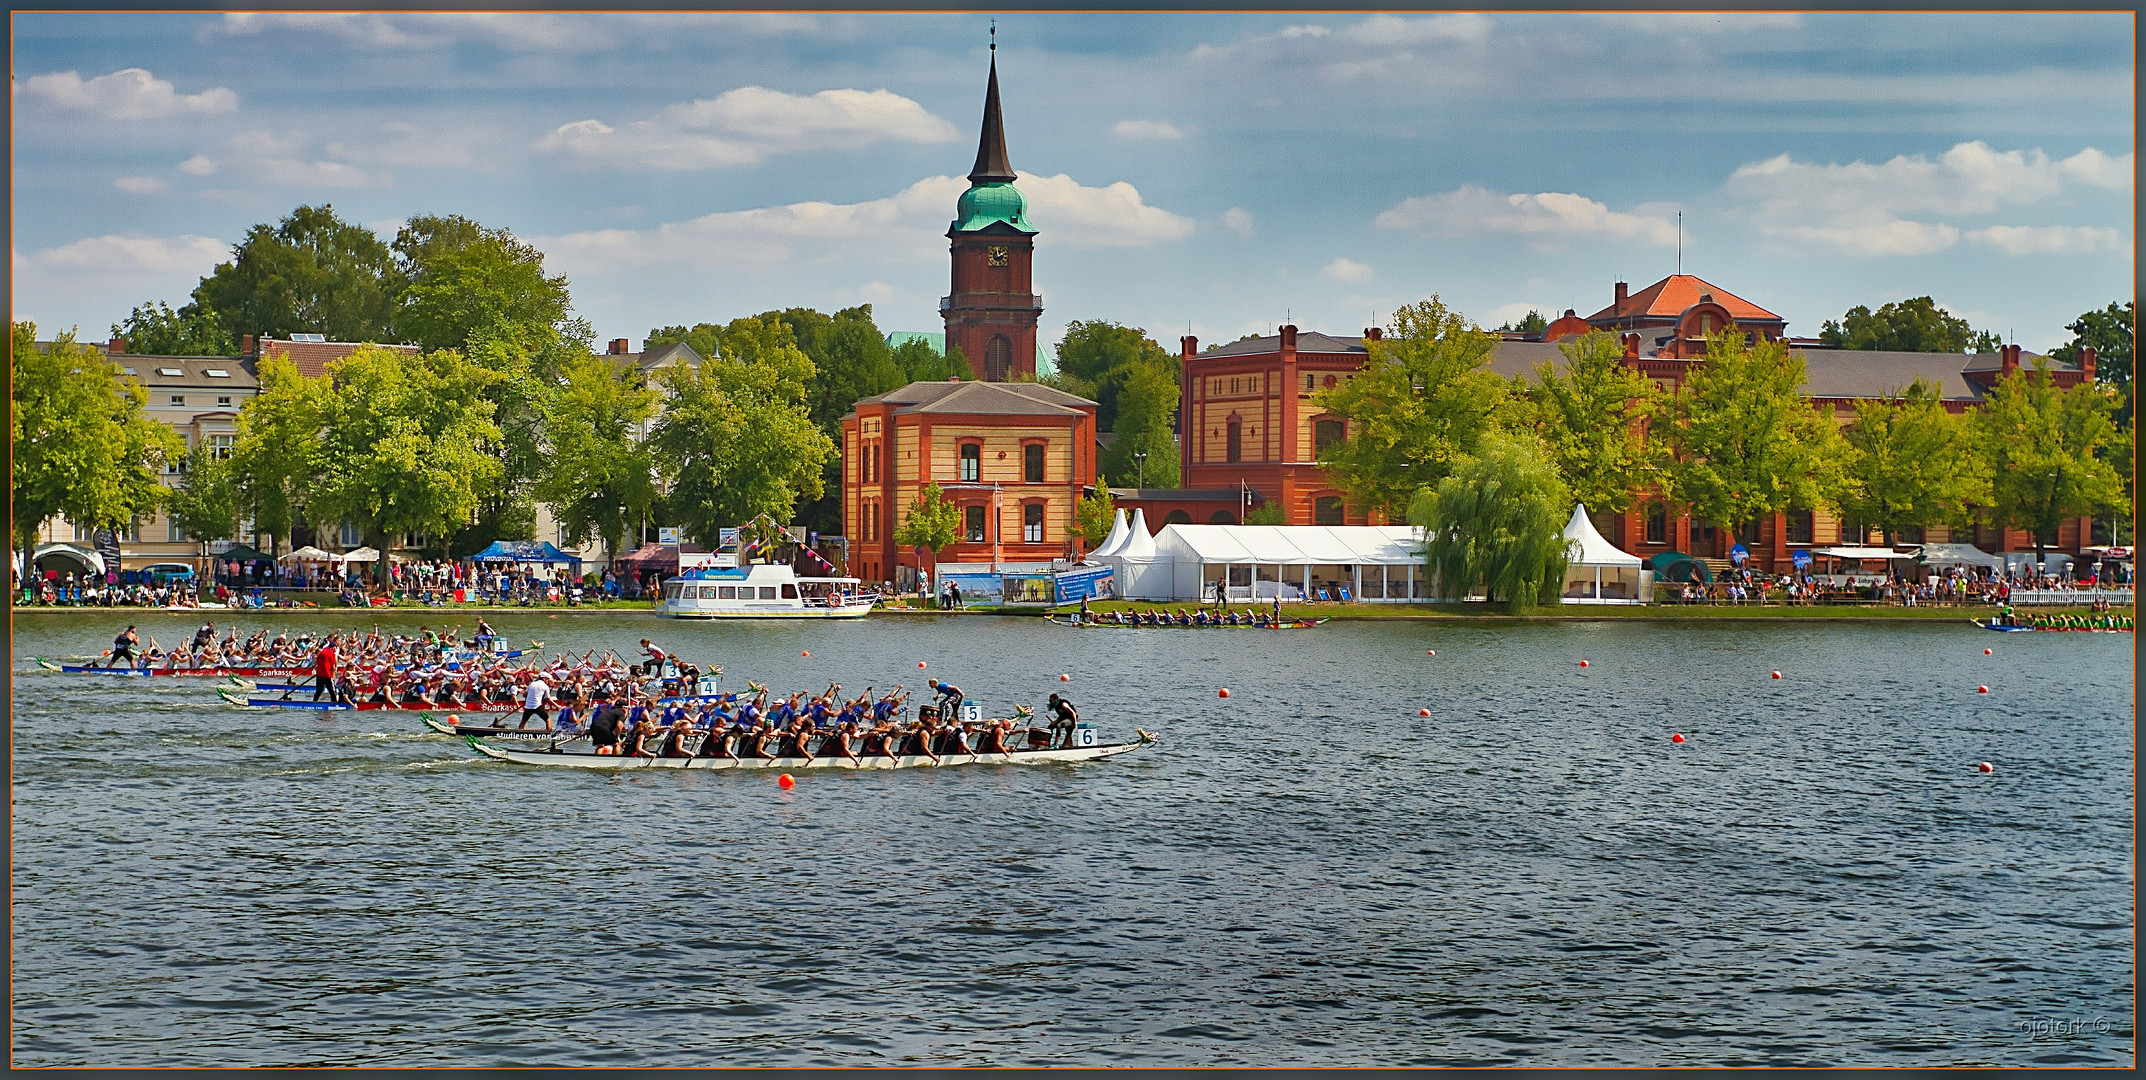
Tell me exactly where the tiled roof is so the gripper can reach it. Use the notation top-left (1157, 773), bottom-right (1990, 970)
top-left (259, 338), bottom-right (420, 378)
top-left (1585, 274), bottom-right (1784, 324)
top-left (1198, 332), bottom-right (1369, 359)
top-left (1485, 340), bottom-right (2074, 402)
top-left (107, 355), bottom-right (261, 389)
top-left (852, 379), bottom-right (1095, 417)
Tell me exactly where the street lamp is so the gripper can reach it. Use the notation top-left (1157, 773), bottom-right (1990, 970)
top-left (1133, 451), bottom-right (1147, 490)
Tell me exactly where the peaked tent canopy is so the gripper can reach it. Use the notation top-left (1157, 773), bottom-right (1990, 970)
top-left (1916, 542), bottom-right (2004, 570)
top-left (341, 546), bottom-right (382, 563)
top-left (279, 545), bottom-right (339, 563)
top-left (1562, 505), bottom-right (1642, 567)
top-left (1090, 509), bottom-right (1131, 560)
top-left (1560, 505), bottom-right (1645, 604)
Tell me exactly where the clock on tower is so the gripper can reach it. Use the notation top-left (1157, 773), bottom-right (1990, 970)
top-left (942, 44), bottom-right (1040, 383)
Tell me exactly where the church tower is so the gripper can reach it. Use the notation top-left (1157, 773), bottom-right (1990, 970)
top-left (942, 38), bottom-right (1040, 382)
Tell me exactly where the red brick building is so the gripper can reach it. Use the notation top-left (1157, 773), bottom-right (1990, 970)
top-left (941, 49), bottom-right (1041, 382)
top-left (842, 380), bottom-right (1098, 586)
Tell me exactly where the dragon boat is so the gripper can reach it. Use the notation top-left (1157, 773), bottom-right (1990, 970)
top-left (461, 729), bottom-right (1157, 771)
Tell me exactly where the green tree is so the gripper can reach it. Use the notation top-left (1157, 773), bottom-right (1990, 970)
top-left (1659, 333), bottom-right (1849, 535)
top-left (112, 300), bottom-right (236, 355)
top-left (190, 204), bottom-right (399, 343)
top-left (1839, 378), bottom-right (1989, 542)
top-left (1316, 296), bottom-right (1509, 519)
top-left (645, 322), bottom-right (725, 361)
top-left (1496, 310), bottom-right (1548, 334)
top-left (889, 337), bottom-right (972, 383)
top-left (392, 214), bottom-right (573, 354)
top-left (748, 306), bottom-right (908, 534)
top-left (1409, 432), bottom-right (1571, 613)
top-left (1818, 296), bottom-right (2002, 353)
top-left (533, 354), bottom-right (660, 562)
top-left (164, 446), bottom-right (241, 548)
top-left (10, 323), bottom-right (183, 577)
top-left (308, 346), bottom-right (505, 584)
top-left (1099, 360), bottom-right (1180, 488)
top-left (2050, 300), bottom-right (2134, 428)
top-left (649, 329), bottom-right (833, 546)
top-left (225, 353), bottom-right (328, 555)
top-left (1072, 474), bottom-right (1118, 544)
top-left (1244, 503), bottom-right (1287, 524)
top-left (894, 480), bottom-right (961, 556)
top-left (1518, 330), bottom-right (1661, 517)
top-left (1054, 320), bottom-right (1175, 431)
top-left (1969, 361), bottom-right (2125, 565)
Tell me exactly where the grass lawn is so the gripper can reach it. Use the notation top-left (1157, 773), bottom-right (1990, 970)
top-left (916, 598), bottom-right (2131, 621)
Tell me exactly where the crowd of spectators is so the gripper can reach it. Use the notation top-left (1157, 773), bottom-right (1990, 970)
top-left (1663, 562), bottom-right (2134, 607)
top-left (15, 560), bottom-right (641, 609)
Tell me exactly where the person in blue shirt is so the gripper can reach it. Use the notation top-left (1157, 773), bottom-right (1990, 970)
top-left (661, 701), bottom-right (688, 727)
top-left (926, 678), bottom-right (963, 719)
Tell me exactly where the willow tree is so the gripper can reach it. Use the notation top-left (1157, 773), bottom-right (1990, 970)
top-left (1410, 432), bottom-right (1572, 614)
top-left (1318, 296), bottom-right (1508, 520)
top-left (1839, 378), bottom-right (1989, 542)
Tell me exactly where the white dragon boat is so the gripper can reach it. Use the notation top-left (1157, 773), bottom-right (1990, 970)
top-left (461, 730), bottom-right (1157, 770)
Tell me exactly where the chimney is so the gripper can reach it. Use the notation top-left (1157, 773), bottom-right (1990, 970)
top-left (108, 336), bottom-right (126, 355)
top-left (1280, 324), bottom-right (1298, 356)
top-left (947, 375), bottom-right (961, 382)
top-left (1181, 334), bottom-right (1198, 358)
top-left (2081, 345), bottom-right (2097, 379)
top-left (240, 333), bottom-right (255, 355)
top-left (1622, 333), bottom-right (1640, 359)
top-left (1613, 280), bottom-right (1628, 314)
top-left (1363, 327), bottom-right (1382, 342)
top-left (608, 338), bottom-right (631, 355)
top-left (2001, 344), bottom-right (2020, 374)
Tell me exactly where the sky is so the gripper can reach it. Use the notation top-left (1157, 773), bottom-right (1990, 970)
top-left (9, 11), bottom-right (2135, 354)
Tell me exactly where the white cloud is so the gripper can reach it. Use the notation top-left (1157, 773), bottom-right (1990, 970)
top-left (1320, 257), bottom-right (1373, 284)
top-left (1220, 207), bottom-right (1253, 236)
top-left (15, 68), bottom-right (237, 121)
top-left (1592, 13), bottom-right (1802, 34)
top-left (1724, 140), bottom-right (2134, 256)
top-left (1967, 225), bottom-right (2126, 256)
top-left (211, 11), bottom-right (822, 51)
top-left (112, 176), bottom-right (168, 195)
top-left (537, 86), bottom-right (957, 169)
top-left (1111, 119), bottom-right (1185, 141)
top-left (1339, 14), bottom-right (1493, 47)
top-left (1375, 184), bottom-right (1679, 247)
top-left (24, 233), bottom-right (227, 273)
top-left (540, 171), bottom-right (1193, 274)
top-left (326, 122), bottom-right (477, 169)
top-left (179, 130), bottom-right (380, 189)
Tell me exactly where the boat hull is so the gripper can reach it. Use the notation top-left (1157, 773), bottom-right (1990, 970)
top-left (1048, 617), bottom-right (1327, 630)
top-left (659, 603), bottom-right (876, 620)
top-left (466, 732), bottom-right (1157, 770)
top-left (423, 716), bottom-right (585, 741)
top-left (220, 690), bottom-right (519, 712)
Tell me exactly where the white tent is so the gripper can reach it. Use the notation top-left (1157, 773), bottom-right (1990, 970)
top-left (32, 542), bottom-right (105, 576)
top-left (1110, 509), bottom-right (1176, 600)
top-left (1089, 509), bottom-right (1131, 560)
top-left (1559, 504), bottom-right (1646, 604)
top-left (279, 545), bottom-right (340, 563)
top-left (341, 546), bottom-right (382, 563)
top-left (1151, 524), bottom-right (1428, 603)
top-left (1917, 542), bottom-right (2003, 571)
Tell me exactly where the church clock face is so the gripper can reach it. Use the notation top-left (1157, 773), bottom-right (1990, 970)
top-left (986, 245), bottom-right (1009, 266)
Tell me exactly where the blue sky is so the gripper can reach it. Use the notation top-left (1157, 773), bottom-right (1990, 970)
top-left (10, 11), bottom-right (2134, 353)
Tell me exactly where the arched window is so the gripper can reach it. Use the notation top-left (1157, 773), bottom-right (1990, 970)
top-left (985, 335), bottom-right (1013, 381)
top-left (1314, 496), bottom-right (1345, 525)
top-left (1314, 419), bottom-right (1345, 455)
top-left (1226, 420), bottom-right (1242, 463)
top-left (1165, 509), bottom-right (1192, 525)
top-left (1209, 510), bottom-right (1238, 524)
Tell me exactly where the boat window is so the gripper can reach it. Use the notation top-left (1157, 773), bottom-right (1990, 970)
top-left (697, 586), bottom-right (717, 599)
top-left (759, 586), bottom-right (778, 600)
top-left (718, 586), bottom-right (737, 599)
top-left (781, 584), bottom-right (799, 599)
top-left (665, 582), bottom-right (683, 599)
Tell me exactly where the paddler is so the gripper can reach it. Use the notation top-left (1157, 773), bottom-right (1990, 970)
top-left (311, 634), bottom-right (340, 703)
top-left (587, 692), bottom-right (624, 755)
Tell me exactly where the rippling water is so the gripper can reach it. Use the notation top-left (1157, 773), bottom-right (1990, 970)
top-left (10, 611), bottom-right (2134, 1066)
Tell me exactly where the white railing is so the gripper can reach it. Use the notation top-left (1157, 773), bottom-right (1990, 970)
top-left (2004, 588), bottom-right (2134, 606)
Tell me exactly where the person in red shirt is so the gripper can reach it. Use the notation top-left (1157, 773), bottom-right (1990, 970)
top-left (312, 637), bottom-right (340, 703)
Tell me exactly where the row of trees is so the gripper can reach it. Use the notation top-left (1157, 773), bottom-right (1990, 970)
top-left (1318, 296), bottom-right (2132, 611)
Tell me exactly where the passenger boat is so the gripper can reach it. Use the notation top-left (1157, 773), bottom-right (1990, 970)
top-left (1047, 614), bottom-right (1328, 629)
top-left (462, 729), bottom-right (1158, 770)
top-left (658, 561), bottom-right (876, 620)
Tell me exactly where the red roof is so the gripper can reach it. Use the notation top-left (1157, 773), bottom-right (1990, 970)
top-left (1586, 274), bottom-right (1783, 324)
top-left (259, 340), bottom-right (420, 378)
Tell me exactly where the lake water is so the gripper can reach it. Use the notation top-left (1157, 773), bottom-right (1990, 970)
top-left (9, 612), bottom-right (2134, 1066)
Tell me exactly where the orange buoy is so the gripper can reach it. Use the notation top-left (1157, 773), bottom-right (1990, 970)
top-left (1984, 648), bottom-right (1993, 655)
top-left (1059, 673), bottom-right (1071, 681)
top-left (1977, 685), bottom-right (1989, 694)
top-left (778, 773), bottom-right (795, 789)
top-left (445, 714), bottom-right (461, 726)
top-left (801, 650), bottom-right (810, 657)
top-left (1977, 762), bottom-right (1993, 773)
top-left (1418, 708), bottom-right (1431, 717)
top-left (1218, 688), bottom-right (1231, 698)
top-left (1672, 733), bottom-right (1685, 744)
top-left (1771, 671), bottom-right (1782, 679)
top-left (1578, 659), bottom-right (1589, 668)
